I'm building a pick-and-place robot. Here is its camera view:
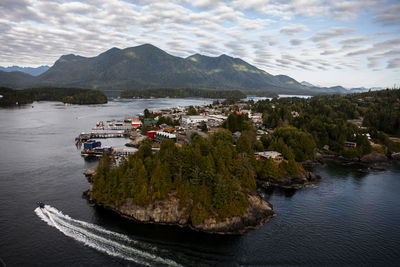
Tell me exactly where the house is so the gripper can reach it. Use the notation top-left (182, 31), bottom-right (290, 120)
top-left (131, 120), bottom-right (143, 127)
top-left (255, 151), bottom-right (283, 162)
top-left (154, 132), bottom-right (176, 143)
top-left (143, 119), bottom-right (158, 126)
top-left (146, 130), bottom-right (162, 140)
top-left (250, 113), bottom-right (263, 123)
top-left (124, 116), bottom-right (135, 123)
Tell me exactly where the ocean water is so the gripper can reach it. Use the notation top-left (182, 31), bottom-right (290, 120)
top-left (0, 99), bottom-right (399, 266)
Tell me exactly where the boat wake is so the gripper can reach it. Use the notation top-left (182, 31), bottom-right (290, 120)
top-left (35, 205), bottom-right (181, 266)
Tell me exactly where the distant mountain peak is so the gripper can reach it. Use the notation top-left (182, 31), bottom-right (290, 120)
top-left (301, 81), bottom-right (315, 87)
top-left (0, 65), bottom-right (50, 76)
top-left (0, 43), bottom-right (358, 96)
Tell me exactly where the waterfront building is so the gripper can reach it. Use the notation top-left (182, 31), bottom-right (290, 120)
top-left (255, 151), bottom-right (283, 162)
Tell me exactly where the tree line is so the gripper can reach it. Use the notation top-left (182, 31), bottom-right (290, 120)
top-left (91, 129), bottom-right (304, 225)
top-left (252, 88), bottom-right (400, 156)
top-left (120, 88), bottom-right (246, 99)
top-left (0, 87), bottom-right (107, 106)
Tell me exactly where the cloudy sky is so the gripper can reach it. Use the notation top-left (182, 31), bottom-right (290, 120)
top-left (1, 0), bottom-right (399, 88)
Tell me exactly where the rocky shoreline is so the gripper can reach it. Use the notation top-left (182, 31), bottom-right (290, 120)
top-left (82, 150), bottom-right (398, 234)
top-left (257, 171), bottom-right (322, 190)
top-left (83, 189), bottom-right (275, 235)
top-left (302, 151), bottom-right (397, 172)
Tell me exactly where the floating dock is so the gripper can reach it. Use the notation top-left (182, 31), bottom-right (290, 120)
top-left (75, 131), bottom-right (127, 146)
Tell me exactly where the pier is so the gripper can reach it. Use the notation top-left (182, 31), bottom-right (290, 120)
top-left (92, 126), bottom-right (133, 130)
top-left (75, 131), bottom-right (127, 146)
top-left (81, 147), bottom-right (137, 158)
top-left (113, 148), bottom-right (138, 156)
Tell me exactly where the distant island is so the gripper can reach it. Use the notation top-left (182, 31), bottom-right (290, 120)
top-left (0, 87), bottom-right (107, 106)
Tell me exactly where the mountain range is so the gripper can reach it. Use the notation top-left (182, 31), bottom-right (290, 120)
top-left (0, 44), bottom-right (374, 96)
top-left (0, 65), bottom-right (49, 76)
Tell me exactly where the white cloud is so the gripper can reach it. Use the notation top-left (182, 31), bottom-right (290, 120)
top-left (374, 2), bottom-right (400, 26)
top-left (387, 58), bottom-right (400, 69)
top-left (280, 24), bottom-right (309, 35)
top-left (0, 0), bottom-right (399, 87)
top-left (311, 27), bottom-right (355, 42)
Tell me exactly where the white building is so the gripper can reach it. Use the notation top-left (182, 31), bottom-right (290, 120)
top-left (255, 151), bottom-right (283, 162)
top-left (181, 115), bottom-right (208, 125)
top-left (154, 132), bottom-right (177, 143)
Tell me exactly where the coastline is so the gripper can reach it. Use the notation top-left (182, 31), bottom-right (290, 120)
top-left (83, 189), bottom-right (275, 235)
top-left (256, 171), bottom-right (322, 190)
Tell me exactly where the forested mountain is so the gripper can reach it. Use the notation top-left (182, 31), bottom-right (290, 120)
top-left (0, 44), bottom-right (349, 95)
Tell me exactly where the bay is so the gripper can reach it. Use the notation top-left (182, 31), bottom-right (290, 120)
top-left (0, 99), bottom-right (399, 266)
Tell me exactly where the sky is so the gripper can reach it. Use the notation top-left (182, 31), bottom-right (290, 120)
top-left (0, 0), bottom-right (399, 88)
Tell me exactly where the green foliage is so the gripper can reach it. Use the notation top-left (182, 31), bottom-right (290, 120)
top-left (222, 97), bottom-right (241, 105)
top-left (270, 126), bottom-right (316, 162)
top-left (257, 158), bottom-right (281, 180)
top-left (157, 116), bottom-right (178, 126)
top-left (361, 89), bottom-right (400, 136)
top-left (121, 88), bottom-right (246, 99)
top-left (143, 108), bottom-right (150, 118)
top-left (0, 87), bottom-right (107, 106)
top-left (199, 121), bottom-right (208, 132)
top-left (91, 129), bottom-right (260, 224)
top-left (253, 89), bottom-right (400, 157)
top-left (222, 113), bottom-right (254, 133)
top-left (186, 106), bottom-right (198, 115)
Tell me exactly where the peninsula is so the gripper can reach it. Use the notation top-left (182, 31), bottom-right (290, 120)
top-left (83, 88), bottom-right (400, 234)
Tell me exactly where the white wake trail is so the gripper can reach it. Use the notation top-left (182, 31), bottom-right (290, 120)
top-left (35, 205), bottom-right (181, 266)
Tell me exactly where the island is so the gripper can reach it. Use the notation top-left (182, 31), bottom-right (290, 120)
top-left (0, 87), bottom-right (107, 106)
top-left (85, 131), bottom-right (276, 234)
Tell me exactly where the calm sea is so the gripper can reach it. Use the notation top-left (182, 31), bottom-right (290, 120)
top-left (0, 99), bottom-right (399, 266)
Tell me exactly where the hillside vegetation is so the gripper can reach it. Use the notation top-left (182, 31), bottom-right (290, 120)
top-left (0, 44), bottom-right (345, 95)
top-left (0, 87), bottom-right (107, 106)
top-left (120, 88), bottom-right (248, 99)
top-left (253, 88), bottom-right (400, 157)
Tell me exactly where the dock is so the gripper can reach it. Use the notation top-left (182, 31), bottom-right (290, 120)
top-left (75, 131), bottom-right (127, 146)
top-left (113, 148), bottom-right (138, 156)
top-left (92, 126), bottom-right (133, 130)
top-left (81, 147), bottom-right (137, 158)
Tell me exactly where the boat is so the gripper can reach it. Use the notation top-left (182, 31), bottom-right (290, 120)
top-left (37, 201), bottom-right (45, 209)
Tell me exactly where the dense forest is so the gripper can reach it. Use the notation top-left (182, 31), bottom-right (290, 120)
top-left (91, 130), bottom-right (303, 224)
top-left (120, 88), bottom-right (247, 99)
top-left (253, 88), bottom-right (400, 156)
top-left (0, 87), bottom-right (107, 106)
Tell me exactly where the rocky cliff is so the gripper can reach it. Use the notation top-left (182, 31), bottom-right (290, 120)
top-left (84, 188), bottom-right (275, 235)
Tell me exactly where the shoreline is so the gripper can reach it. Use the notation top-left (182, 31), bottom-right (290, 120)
top-left (82, 189), bottom-right (275, 235)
